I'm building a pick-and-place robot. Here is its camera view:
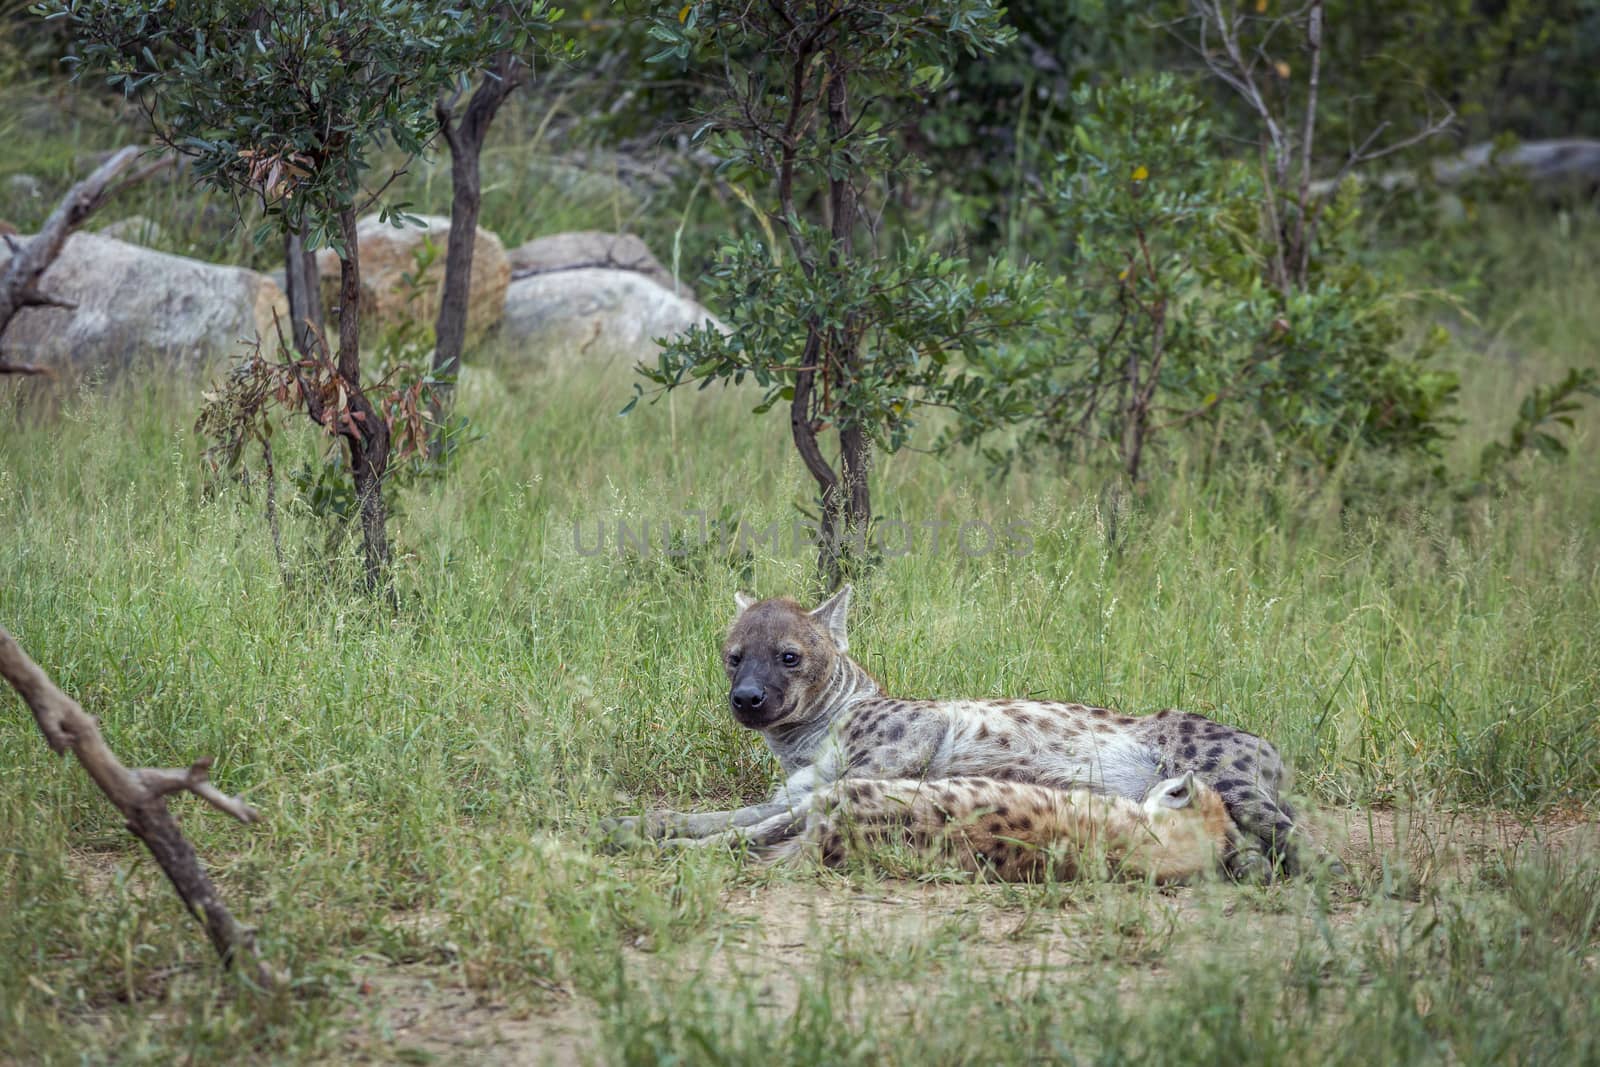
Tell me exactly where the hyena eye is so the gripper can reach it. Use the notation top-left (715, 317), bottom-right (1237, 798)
top-left (781, 651), bottom-right (801, 667)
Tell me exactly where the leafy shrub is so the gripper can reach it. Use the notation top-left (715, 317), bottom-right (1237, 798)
top-left (961, 76), bottom-right (1462, 482)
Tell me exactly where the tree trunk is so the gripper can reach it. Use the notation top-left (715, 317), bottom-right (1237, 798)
top-left (1120, 305), bottom-right (1165, 485)
top-left (283, 227), bottom-right (323, 357)
top-left (431, 54), bottom-right (523, 456)
top-left (1123, 401), bottom-right (1147, 484)
top-left (821, 41), bottom-right (871, 586)
top-left (354, 456), bottom-right (390, 592)
top-left (838, 418), bottom-right (872, 572)
top-left (789, 330), bottom-right (846, 584)
top-left (334, 206), bottom-right (392, 591)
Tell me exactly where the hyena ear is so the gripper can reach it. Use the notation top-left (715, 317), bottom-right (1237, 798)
top-left (734, 591), bottom-right (757, 613)
top-left (1151, 771), bottom-right (1197, 810)
top-left (808, 583), bottom-right (853, 651)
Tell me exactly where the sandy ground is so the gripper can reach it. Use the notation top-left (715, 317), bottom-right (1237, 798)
top-left (324, 804), bottom-right (1599, 1065)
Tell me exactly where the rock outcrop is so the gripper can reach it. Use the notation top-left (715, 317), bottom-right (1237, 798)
top-left (0, 231), bottom-right (287, 370)
top-left (507, 231), bottom-right (691, 299)
top-left (314, 214), bottom-right (509, 345)
top-left (97, 215), bottom-right (164, 246)
top-left (498, 268), bottom-right (719, 367)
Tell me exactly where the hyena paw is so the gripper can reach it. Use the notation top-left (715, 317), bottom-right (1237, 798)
top-left (661, 831), bottom-right (751, 853)
top-left (598, 811), bottom-right (679, 850)
top-left (597, 816), bottom-right (646, 852)
top-left (1224, 844), bottom-right (1277, 885)
top-left (1302, 850), bottom-right (1350, 882)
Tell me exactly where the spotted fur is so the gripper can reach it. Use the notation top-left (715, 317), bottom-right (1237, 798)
top-left (609, 587), bottom-right (1338, 879)
top-left (769, 772), bottom-right (1241, 883)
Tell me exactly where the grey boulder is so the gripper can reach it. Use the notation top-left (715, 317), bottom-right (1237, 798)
top-left (0, 231), bottom-right (287, 370)
top-left (507, 231), bottom-right (693, 299)
top-left (497, 268), bottom-right (720, 367)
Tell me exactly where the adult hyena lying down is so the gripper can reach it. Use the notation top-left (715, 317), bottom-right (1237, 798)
top-left (769, 772), bottom-right (1241, 884)
top-left (609, 587), bottom-right (1338, 879)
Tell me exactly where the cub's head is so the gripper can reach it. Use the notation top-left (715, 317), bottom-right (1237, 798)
top-left (1137, 772), bottom-right (1242, 881)
top-left (1141, 772), bottom-right (1233, 835)
top-left (721, 586), bottom-right (852, 730)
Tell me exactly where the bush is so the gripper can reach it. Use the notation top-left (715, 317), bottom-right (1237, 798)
top-left (962, 76), bottom-right (1460, 483)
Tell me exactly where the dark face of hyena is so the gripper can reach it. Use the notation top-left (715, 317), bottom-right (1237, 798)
top-left (721, 589), bottom-right (850, 730)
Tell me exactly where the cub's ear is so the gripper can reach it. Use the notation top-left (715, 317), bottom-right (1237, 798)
top-left (808, 584), bottom-right (852, 651)
top-left (1150, 771), bottom-right (1197, 810)
top-left (734, 591), bottom-right (757, 613)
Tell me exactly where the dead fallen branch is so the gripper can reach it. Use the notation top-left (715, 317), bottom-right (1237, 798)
top-left (0, 145), bottom-right (150, 340)
top-left (0, 358), bottom-right (53, 376)
top-left (509, 257), bottom-right (662, 281)
top-left (0, 625), bottom-right (276, 985)
top-left (1310, 138), bottom-right (1600, 199)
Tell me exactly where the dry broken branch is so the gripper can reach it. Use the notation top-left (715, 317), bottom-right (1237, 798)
top-left (1191, 0), bottom-right (1290, 185)
top-left (0, 625), bottom-right (276, 985)
top-left (0, 359), bottom-right (53, 376)
top-left (1310, 137), bottom-right (1590, 200)
top-left (0, 145), bottom-right (147, 340)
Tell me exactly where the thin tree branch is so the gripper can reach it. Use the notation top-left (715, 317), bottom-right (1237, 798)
top-left (1292, 0), bottom-right (1323, 285)
top-left (1191, 0), bottom-right (1288, 186)
top-left (1342, 103), bottom-right (1456, 167)
top-left (1304, 101), bottom-right (1455, 252)
top-left (0, 359), bottom-right (53, 376)
top-left (0, 625), bottom-right (276, 985)
top-left (354, 166), bottom-right (411, 217)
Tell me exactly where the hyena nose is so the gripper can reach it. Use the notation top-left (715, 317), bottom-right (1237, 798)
top-left (730, 684), bottom-right (766, 714)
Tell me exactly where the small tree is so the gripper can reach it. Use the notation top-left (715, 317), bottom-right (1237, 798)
top-left (962, 76), bottom-right (1461, 484)
top-left (49, 0), bottom-right (560, 588)
top-left (633, 0), bottom-right (1045, 585)
top-left (1180, 0), bottom-right (1456, 297)
top-left (432, 30), bottom-right (577, 450)
top-left (429, 52), bottom-right (525, 452)
top-left (1036, 77), bottom-right (1260, 483)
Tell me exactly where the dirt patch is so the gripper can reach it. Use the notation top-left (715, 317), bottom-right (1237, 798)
top-left (1316, 803), bottom-right (1599, 879)
top-left (340, 803), bottom-right (1597, 1059)
top-left (335, 875), bottom-right (1233, 1060)
top-left (340, 963), bottom-right (596, 1067)
top-left (59, 803), bottom-right (1599, 1063)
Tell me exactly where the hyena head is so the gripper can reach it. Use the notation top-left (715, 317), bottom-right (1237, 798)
top-left (721, 585), bottom-right (852, 730)
top-left (1141, 771), bottom-right (1237, 846)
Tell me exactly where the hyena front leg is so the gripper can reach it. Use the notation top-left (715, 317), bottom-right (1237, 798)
top-left (1216, 786), bottom-right (1342, 880)
top-left (602, 798), bottom-right (797, 846)
top-left (603, 768), bottom-right (822, 846)
top-left (666, 799), bottom-right (816, 851)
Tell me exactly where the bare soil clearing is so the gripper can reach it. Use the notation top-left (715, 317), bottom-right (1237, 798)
top-left (324, 803), bottom-right (1596, 1064)
top-left (339, 964), bottom-right (593, 1067)
top-left (54, 803), bottom-right (1592, 1063)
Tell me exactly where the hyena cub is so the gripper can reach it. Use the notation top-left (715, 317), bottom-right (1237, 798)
top-left (607, 586), bottom-right (1338, 879)
top-left (770, 771), bottom-right (1240, 884)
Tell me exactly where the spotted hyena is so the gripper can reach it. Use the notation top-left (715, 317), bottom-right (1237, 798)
top-left (610, 587), bottom-right (1338, 879)
top-left (768, 771), bottom-right (1241, 884)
